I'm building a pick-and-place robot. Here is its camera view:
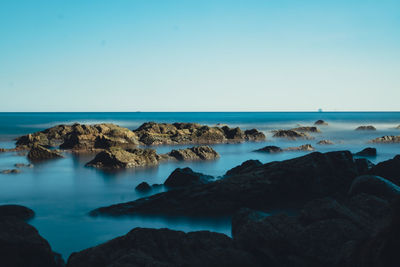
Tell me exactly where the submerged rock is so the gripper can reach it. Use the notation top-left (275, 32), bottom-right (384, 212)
top-left (1, 169), bottom-right (21, 174)
top-left (164, 167), bottom-right (214, 188)
top-left (290, 126), bottom-right (321, 133)
top-left (166, 145), bottom-right (219, 161)
top-left (355, 147), bottom-right (377, 157)
top-left (27, 145), bottom-right (63, 161)
top-left (314, 120), bottom-right (328, 125)
top-left (86, 148), bottom-right (159, 169)
top-left (317, 140), bottom-right (334, 145)
top-left (355, 125), bottom-right (376, 131)
top-left (370, 135), bottom-right (400, 143)
top-left (254, 146), bottom-right (283, 153)
top-left (272, 129), bottom-right (313, 140)
top-left (135, 182), bottom-right (151, 192)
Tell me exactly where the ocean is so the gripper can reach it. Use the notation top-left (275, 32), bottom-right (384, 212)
top-left (0, 112), bottom-right (400, 259)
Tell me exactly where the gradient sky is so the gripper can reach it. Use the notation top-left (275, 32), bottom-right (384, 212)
top-left (0, 0), bottom-right (399, 111)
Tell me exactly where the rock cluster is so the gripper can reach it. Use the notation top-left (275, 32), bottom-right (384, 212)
top-left (272, 130), bottom-right (314, 140)
top-left (255, 144), bottom-right (315, 153)
top-left (27, 145), bottom-right (63, 161)
top-left (290, 126), bottom-right (321, 133)
top-left (317, 139), bottom-right (334, 145)
top-left (355, 125), bottom-right (376, 131)
top-left (370, 135), bottom-right (400, 143)
top-left (165, 145), bottom-right (219, 161)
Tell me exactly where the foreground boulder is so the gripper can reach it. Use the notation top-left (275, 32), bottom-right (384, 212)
top-left (90, 151), bottom-right (364, 217)
top-left (370, 135), bottom-right (400, 143)
top-left (0, 205), bottom-right (34, 221)
top-left (27, 145), bottom-right (63, 161)
top-left (355, 147), bottom-right (377, 157)
top-left (165, 145), bottom-right (219, 161)
top-left (355, 125), bottom-right (376, 131)
top-left (348, 175), bottom-right (400, 200)
top-left (369, 155), bottom-right (400, 185)
top-left (272, 130), bottom-right (313, 140)
top-left (164, 167), bottom-right (214, 188)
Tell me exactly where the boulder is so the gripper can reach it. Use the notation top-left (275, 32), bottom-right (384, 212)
top-left (254, 146), bottom-right (283, 153)
top-left (290, 126), bottom-right (321, 133)
top-left (355, 147), bottom-right (377, 157)
top-left (225, 160), bottom-right (263, 176)
top-left (27, 145), bottom-right (63, 161)
top-left (1, 169), bottom-right (21, 174)
top-left (370, 135), bottom-right (400, 143)
top-left (314, 120), bottom-right (328, 125)
top-left (284, 144), bottom-right (315, 151)
top-left (369, 155), bottom-right (400, 185)
top-left (348, 175), bottom-right (400, 200)
top-left (135, 182), bottom-right (151, 192)
top-left (86, 148), bottom-right (159, 169)
top-left (272, 130), bottom-right (313, 140)
top-left (355, 125), bottom-right (376, 131)
top-left (66, 227), bottom-right (258, 267)
top-left (166, 146), bottom-right (219, 161)
top-left (317, 140), bottom-right (334, 145)
top-left (0, 205), bottom-right (34, 221)
top-left (164, 167), bottom-right (214, 188)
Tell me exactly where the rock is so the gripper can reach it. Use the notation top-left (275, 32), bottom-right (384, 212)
top-left (314, 120), bottom-right (328, 125)
top-left (355, 125), bottom-right (376, 131)
top-left (284, 144), bottom-right (315, 151)
top-left (27, 145), bottom-right (63, 161)
top-left (90, 151), bottom-right (363, 217)
top-left (135, 182), bottom-right (151, 192)
top-left (66, 227), bottom-right (258, 267)
top-left (86, 148), bottom-right (159, 169)
top-left (272, 130), bottom-right (313, 140)
top-left (254, 146), bottom-right (283, 153)
top-left (355, 158), bottom-right (375, 174)
top-left (355, 147), bottom-right (377, 157)
top-left (1, 169), bottom-right (21, 174)
top-left (370, 135), bottom-right (400, 143)
top-left (14, 163), bottom-right (34, 168)
top-left (164, 167), bottom-right (214, 188)
top-left (396, 125), bottom-right (400, 129)
top-left (166, 145), bottom-right (219, 161)
top-left (290, 126), bottom-right (321, 133)
top-left (348, 175), bottom-right (400, 201)
top-left (0, 205), bottom-right (34, 221)
top-left (225, 160), bottom-right (263, 176)
top-left (369, 155), bottom-right (400, 185)
top-left (244, 129), bottom-right (266, 141)
top-left (317, 140), bottom-right (334, 145)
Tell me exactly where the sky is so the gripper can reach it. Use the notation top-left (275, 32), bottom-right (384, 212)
top-left (0, 0), bottom-right (399, 112)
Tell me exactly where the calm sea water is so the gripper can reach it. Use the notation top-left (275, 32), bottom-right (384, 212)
top-left (1, 112), bottom-right (400, 259)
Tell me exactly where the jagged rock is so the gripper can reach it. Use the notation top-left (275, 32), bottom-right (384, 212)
top-left (291, 126), bottom-right (321, 133)
top-left (225, 160), bottom-right (263, 176)
top-left (164, 167), bottom-right (214, 188)
top-left (317, 140), bottom-right (334, 145)
top-left (14, 163), bottom-right (34, 168)
top-left (27, 145), bottom-right (63, 161)
top-left (348, 175), bottom-right (400, 201)
top-left (272, 130), bottom-right (313, 140)
top-left (314, 120), bottom-right (328, 125)
top-left (166, 146), bottom-right (219, 161)
top-left (135, 182), bottom-right (151, 192)
top-left (1, 169), bottom-right (21, 174)
top-left (285, 144), bottom-right (315, 151)
top-left (90, 151), bottom-right (363, 217)
top-left (0, 205), bottom-right (34, 221)
top-left (254, 146), bottom-right (283, 153)
top-left (86, 148), bottom-right (159, 169)
top-left (370, 135), bottom-right (400, 143)
top-left (355, 125), bottom-right (376, 131)
top-left (369, 155), bottom-right (400, 185)
top-left (355, 147), bottom-right (377, 157)
top-left (66, 227), bottom-right (258, 267)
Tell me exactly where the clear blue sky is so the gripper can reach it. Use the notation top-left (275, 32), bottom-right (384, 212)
top-left (0, 0), bottom-right (399, 111)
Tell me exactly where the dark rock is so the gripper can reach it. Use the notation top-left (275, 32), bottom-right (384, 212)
top-left (355, 125), bottom-right (376, 131)
top-left (91, 151), bottom-right (362, 217)
top-left (370, 135), bottom-right (400, 143)
top-left (317, 140), bottom-right (334, 145)
top-left (166, 145), bottom-right (219, 161)
top-left (348, 175), bottom-right (400, 201)
top-left (354, 158), bottom-right (375, 174)
top-left (14, 163), bottom-right (34, 168)
top-left (355, 147), bottom-right (377, 157)
top-left (0, 205), bottom-right (34, 221)
top-left (272, 129), bottom-right (313, 140)
top-left (291, 126), bottom-right (321, 133)
top-left (1, 169), bottom-right (21, 174)
top-left (244, 129), bottom-right (266, 141)
top-left (225, 160), bottom-right (262, 176)
top-left (67, 227), bottom-right (258, 267)
top-left (314, 120), bottom-right (328, 125)
top-left (254, 146), bottom-right (283, 153)
top-left (369, 155), bottom-right (400, 185)
top-left (164, 167), bottom-right (213, 188)
top-left (27, 145), bottom-right (63, 161)
top-left (135, 182), bottom-right (151, 192)
top-left (86, 148), bottom-right (159, 169)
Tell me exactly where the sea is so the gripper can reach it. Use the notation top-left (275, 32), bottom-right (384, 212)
top-left (0, 112), bottom-right (399, 259)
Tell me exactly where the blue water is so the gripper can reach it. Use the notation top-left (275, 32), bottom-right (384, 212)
top-left (0, 112), bottom-right (400, 259)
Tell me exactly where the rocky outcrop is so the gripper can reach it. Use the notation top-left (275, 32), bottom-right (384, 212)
top-left (0, 205), bottom-right (63, 267)
top-left (290, 126), bottom-right (321, 133)
top-left (255, 146), bottom-right (283, 153)
top-left (225, 160), bottom-right (263, 176)
top-left (165, 145), bottom-right (219, 161)
top-left (27, 145), bottom-right (63, 161)
top-left (355, 125), bottom-right (376, 131)
top-left (1, 169), bottom-right (21, 174)
top-left (355, 147), bottom-right (376, 157)
top-left (317, 140), bottom-right (334, 145)
top-left (348, 175), bottom-right (400, 200)
top-left (255, 144), bottom-right (315, 153)
top-left (370, 135), bottom-right (400, 143)
top-left (369, 155), bottom-right (400, 185)
top-left (66, 227), bottom-right (257, 267)
top-left (133, 122), bottom-right (265, 145)
top-left (314, 120), bottom-right (328, 125)
top-left (164, 167), bottom-right (214, 188)
top-left (90, 151), bottom-right (363, 217)
top-left (86, 148), bottom-right (159, 169)
top-left (272, 130), bottom-right (313, 140)
top-left (135, 182), bottom-right (151, 192)
top-left (285, 144), bottom-right (315, 151)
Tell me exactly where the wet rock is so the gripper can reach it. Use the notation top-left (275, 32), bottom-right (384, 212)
top-left (166, 145), bottom-right (219, 161)
top-left (272, 129), bottom-right (313, 140)
top-left (66, 227), bottom-right (258, 267)
top-left (164, 167), bottom-right (214, 188)
top-left (27, 145), bottom-right (63, 161)
top-left (355, 125), bottom-right (376, 131)
top-left (14, 163), bottom-right (34, 168)
top-left (86, 148), bottom-right (159, 169)
top-left (314, 120), bottom-right (328, 125)
top-left (355, 147), bottom-right (377, 157)
top-left (317, 140), bottom-right (334, 145)
top-left (1, 169), bottom-right (21, 174)
top-left (348, 175), bottom-right (400, 201)
top-left (254, 146), bottom-right (283, 153)
top-left (370, 135), bottom-right (400, 143)
top-left (135, 182), bottom-right (151, 192)
top-left (91, 151), bottom-right (362, 217)
top-left (291, 126), bottom-right (321, 133)
top-left (244, 129), bottom-right (266, 141)
top-left (284, 144), bottom-right (315, 151)
top-left (225, 160), bottom-right (263, 176)
top-left (355, 158), bottom-right (375, 174)
top-left (0, 205), bottom-right (34, 221)
top-left (369, 155), bottom-right (400, 185)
